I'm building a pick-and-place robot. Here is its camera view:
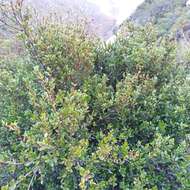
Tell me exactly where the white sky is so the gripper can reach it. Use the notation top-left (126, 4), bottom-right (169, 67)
top-left (88, 0), bottom-right (144, 24)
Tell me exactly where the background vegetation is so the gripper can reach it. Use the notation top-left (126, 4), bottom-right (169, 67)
top-left (130, 0), bottom-right (190, 35)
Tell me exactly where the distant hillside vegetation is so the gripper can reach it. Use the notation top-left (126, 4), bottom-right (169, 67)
top-left (129, 0), bottom-right (190, 35)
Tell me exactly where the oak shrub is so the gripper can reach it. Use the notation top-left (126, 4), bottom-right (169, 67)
top-left (0, 11), bottom-right (190, 190)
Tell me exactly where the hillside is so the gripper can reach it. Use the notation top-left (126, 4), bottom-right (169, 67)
top-left (26, 0), bottom-right (116, 40)
top-left (130, 0), bottom-right (190, 35)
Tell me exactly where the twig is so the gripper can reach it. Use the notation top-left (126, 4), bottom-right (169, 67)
top-left (27, 172), bottom-right (36, 190)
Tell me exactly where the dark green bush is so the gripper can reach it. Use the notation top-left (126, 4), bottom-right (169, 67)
top-left (0, 2), bottom-right (190, 189)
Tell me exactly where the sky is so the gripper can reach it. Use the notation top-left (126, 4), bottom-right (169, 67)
top-left (88, 0), bottom-right (144, 24)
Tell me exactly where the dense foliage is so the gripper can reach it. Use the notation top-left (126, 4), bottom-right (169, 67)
top-left (1, 1), bottom-right (190, 190)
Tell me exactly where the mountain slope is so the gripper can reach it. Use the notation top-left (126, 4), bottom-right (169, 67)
top-left (129, 0), bottom-right (190, 35)
top-left (26, 0), bottom-right (116, 39)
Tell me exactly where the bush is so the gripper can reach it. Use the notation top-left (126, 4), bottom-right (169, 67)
top-left (98, 23), bottom-right (177, 89)
top-left (1, 2), bottom-right (190, 189)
